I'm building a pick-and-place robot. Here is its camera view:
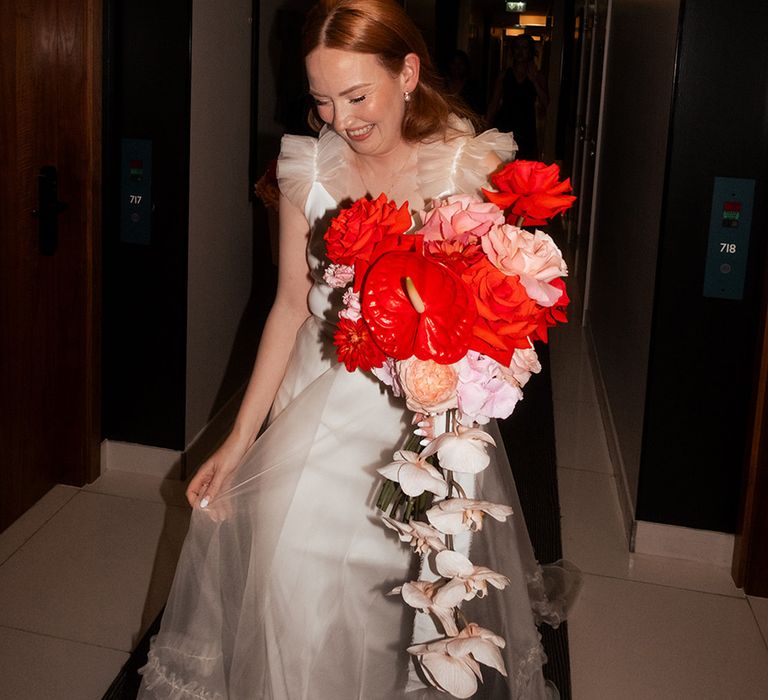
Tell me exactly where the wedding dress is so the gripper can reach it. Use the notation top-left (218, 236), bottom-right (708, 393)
top-left (139, 118), bottom-right (578, 700)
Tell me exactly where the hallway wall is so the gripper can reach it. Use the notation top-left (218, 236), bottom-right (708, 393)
top-left (587, 0), bottom-right (681, 509)
top-left (185, 0), bottom-right (254, 444)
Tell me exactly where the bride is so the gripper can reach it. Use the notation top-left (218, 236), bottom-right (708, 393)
top-left (139, 1), bottom-right (575, 698)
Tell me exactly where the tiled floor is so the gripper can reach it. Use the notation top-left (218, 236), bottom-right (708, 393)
top-left (549, 320), bottom-right (768, 699)
top-left (1, 326), bottom-right (767, 699)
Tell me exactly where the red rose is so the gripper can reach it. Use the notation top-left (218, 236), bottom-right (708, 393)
top-left (483, 160), bottom-right (576, 227)
top-left (531, 278), bottom-right (570, 343)
top-left (461, 258), bottom-right (542, 365)
top-left (333, 317), bottom-right (386, 372)
top-left (324, 194), bottom-right (412, 266)
top-left (361, 251), bottom-right (477, 365)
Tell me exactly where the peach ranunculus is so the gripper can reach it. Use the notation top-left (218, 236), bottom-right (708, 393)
top-left (407, 623), bottom-right (508, 699)
top-left (420, 194), bottom-right (505, 245)
top-left (481, 225), bottom-right (567, 306)
top-left (397, 357), bottom-right (458, 415)
top-left (461, 258), bottom-right (543, 365)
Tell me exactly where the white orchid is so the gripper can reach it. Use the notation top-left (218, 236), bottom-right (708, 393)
top-left (420, 427), bottom-right (496, 474)
top-left (434, 550), bottom-right (510, 607)
top-left (390, 580), bottom-right (459, 636)
top-left (426, 498), bottom-right (514, 535)
top-left (381, 516), bottom-right (447, 554)
top-left (377, 450), bottom-right (449, 497)
top-left (407, 623), bottom-right (508, 698)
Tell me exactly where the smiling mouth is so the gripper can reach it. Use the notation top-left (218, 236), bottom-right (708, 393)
top-left (347, 124), bottom-right (374, 139)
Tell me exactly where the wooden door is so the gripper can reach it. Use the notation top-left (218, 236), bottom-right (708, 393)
top-left (733, 275), bottom-right (768, 596)
top-left (0, 0), bottom-right (101, 531)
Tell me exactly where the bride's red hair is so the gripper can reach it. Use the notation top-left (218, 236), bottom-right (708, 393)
top-left (302, 0), bottom-right (478, 141)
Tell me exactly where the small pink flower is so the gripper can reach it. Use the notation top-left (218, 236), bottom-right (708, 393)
top-left (397, 358), bottom-right (458, 415)
top-left (481, 226), bottom-right (567, 306)
top-left (421, 195), bottom-right (505, 245)
top-left (371, 357), bottom-right (402, 396)
top-left (323, 263), bottom-right (355, 288)
top-left (339, 288), bottom-right (362, 322)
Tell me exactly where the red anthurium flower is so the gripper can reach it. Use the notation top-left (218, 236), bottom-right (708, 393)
top-left (324, 194), bottom-right (412, 267)
top-left (482, 160), bottom-right (576, 227)
top-left (333, 317), bottom-right (386, 372)
top-left (361, 251), bottom-right (477, 365)
top-left (462, 258), bottom-right (543, 365)
top-left (352, 233), bottom-right (424, 292)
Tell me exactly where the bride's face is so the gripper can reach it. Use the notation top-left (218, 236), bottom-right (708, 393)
top-left (306, 46), bottom-right (419, 157)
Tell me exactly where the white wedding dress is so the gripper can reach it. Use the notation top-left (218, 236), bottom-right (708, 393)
top-left (139, 118), bottom-right (578, 700)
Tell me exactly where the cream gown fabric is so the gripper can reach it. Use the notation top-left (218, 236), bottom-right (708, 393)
top-left (138, 119), bottom-right (577, 700)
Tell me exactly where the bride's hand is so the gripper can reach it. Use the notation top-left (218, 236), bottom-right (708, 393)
top-left (186, 435), bottom-right (250, 508)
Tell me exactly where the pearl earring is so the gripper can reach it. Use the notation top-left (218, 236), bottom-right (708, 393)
top-left (404, 91), bottom-right (412, 103)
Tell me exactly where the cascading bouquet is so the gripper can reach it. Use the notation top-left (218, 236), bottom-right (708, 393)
top-left (322, 160), bottom-right (575, 698)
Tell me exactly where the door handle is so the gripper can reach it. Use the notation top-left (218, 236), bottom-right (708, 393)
top-left (31, 166), bottom-right (68, 255)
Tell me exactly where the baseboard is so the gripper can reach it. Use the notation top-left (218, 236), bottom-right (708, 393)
top-left (583, 313), bottom-right (635, 543)
top-left (632, 520), bottom-right (735, 567)
top-left (100, 440), bottom-right (184, 480)
top-left (100, 387), bottom-right (245, 481)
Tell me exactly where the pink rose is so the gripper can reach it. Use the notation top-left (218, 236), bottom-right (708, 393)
top-left (421, 195), bottom-right (505, 245)
top-left (507, 344), bottom-right (541, 388)
top-left (323, 263), bottom-right (355, 288)
top-left (481, 226), bottom-right (567, 306)
top-left (456, 351), bottom-right (523, 423)
top-left (397, 357), bottom-right (458, 414)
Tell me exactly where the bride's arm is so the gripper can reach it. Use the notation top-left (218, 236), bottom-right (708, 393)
top-left (186, 193), bottom-right (312, 507)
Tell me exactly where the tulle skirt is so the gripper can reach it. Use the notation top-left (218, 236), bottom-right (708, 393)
top-left (138, 317), bottom-right (579, 700)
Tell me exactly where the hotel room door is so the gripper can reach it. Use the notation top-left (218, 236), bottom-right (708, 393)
top-left (0, 0), bottom-right (101, 530)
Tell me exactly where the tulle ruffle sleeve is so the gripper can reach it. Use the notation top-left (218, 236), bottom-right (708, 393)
top-left (418, 117), bottom-right (518, 204)
top-left (277, 129), bottom-right (348, 219)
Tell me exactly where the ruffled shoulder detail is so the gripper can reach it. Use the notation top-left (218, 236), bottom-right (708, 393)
top-left (418, 116), bottom-right (518, 205)
top-left (277, 128), bottom-right (348, 216)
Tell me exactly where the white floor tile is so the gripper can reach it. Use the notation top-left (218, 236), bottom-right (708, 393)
top-left (554, 399), bottom-right (613, 473)
top-left (0, 625), bottom-right (128, 700)
top-left (749, 595), bottom-right (768, 648)
top-left (569, 574), bottom-right (768, 700)
top-left (0, 485), bottom-right (79, 566)
top-left (84, 469), bottom-right (189, 507)
top-left (0, 490), bottom-right (189, 652)
top-left (558, 468), bottom-right (743, 597)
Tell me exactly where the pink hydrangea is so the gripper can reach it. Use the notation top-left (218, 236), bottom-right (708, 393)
top-left (421, 194), bottom-right (505, 245)
top-left (456, 351), bottom-right (523, 424)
